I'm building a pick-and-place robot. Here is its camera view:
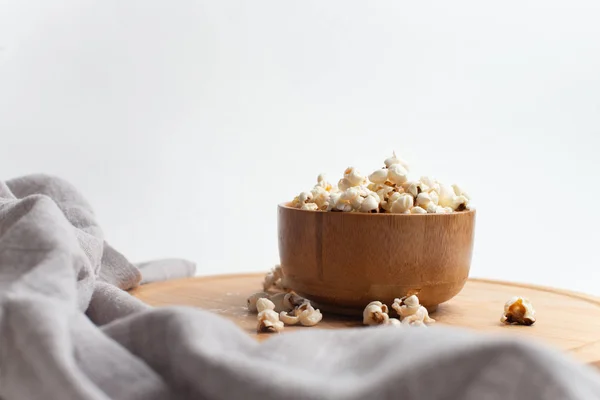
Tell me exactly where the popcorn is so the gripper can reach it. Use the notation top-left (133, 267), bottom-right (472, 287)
top-left (256, 297), bottom-right (276, 313)
top-left (310, 186), bottom-right (331, 209)
top-left (390, 193), bottom-right (414, 214)
top-left (301, 203), bottom-right (319, 211)
top-left (416, 192), bottom-right (432, 207)
top-left (298, 191), bottom-right (313, 205)
top-left (257, 309), bottom-right (284, 333)
top-left (279, 311), bottom-right (300, 325)
top-left (363, 301), bottom-right (390, 326)
top-left (392, 295), bottom-right (435, 327)
top-left (387, 318), bottom-right (402, 327)
top-left (268, 292), bottom-right (293, 313)
top-left (425, 202), bottom-right (438, 214)
top-left (402, 181), bottom-right (421, 197)
top-left (360, 193), bottom-right (380, 213)
top-left (344, 167), bottom-right (366, 187)
top-left (384, 151), bottom-right (410, 171)
top-left (387, 164), bottom-right (409, 186)
top-left (291, 152), bottom-right (472, 214)
top-left (263, 265), bottom-right (284, 291)
top-left (420, 176), bottom-right (440, 193)
top-left (338, 178), bottom-right (352, 191)
top-left (316, 174), bottom-right (333, 192)
top-left (501, 297), bottom-right (536, 326)
top-left (277, 298), bottom-right (323, 327)
top-left (437, 184), bottom-right (455, 208)
top-left (452, 184), bottom-right (470, 200)
top-left (368, 168), bottom-right (389, 184)
top-left (283, 291), bottom-right (306, 310)
top-left (298, 303), bottom-right (323, 326)
top-left (247, 292), bottom-right (270, 313)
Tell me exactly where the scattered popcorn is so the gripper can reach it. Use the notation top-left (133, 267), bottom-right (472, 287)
top-left (291, 152), bottom-right (473, 214)
top-left (298, 303), bottom-right (323, 327)
top-left (363, 301), bottom-right (390, 326)
top-left (283, 291), bottom-right (306, 310)
top-left (256, 298), bottom-right (276, 313)
top-left (247, 292), bottom-right (270, 313)
top-left (263, 265), bottom-right (284, 291)
top-left (392, 295), bottom-right (435, 327)
top-left (257, 309), bottom-right (285, 333)
top-left (269, 292), bottom-right (293, 313)
top-left (277, 299), bottom-right (323, 327)
top-left (279, 311), bottom-right (300, 325)
top-left (501, 296), bottom-right (536, 326)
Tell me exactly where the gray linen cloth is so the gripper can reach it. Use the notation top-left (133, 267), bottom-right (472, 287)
top-left (0, 174), bottom-right (599, 400)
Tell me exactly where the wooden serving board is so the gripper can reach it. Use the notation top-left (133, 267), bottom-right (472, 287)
top-left (130, 274), bottom-right (600, 368)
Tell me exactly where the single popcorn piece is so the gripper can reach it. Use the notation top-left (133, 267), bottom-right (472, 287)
top-left (416, 192), bottom-right (432, 207)
top-left (387, 318), bottom-right (402, 327)
top-left (452, 184), bottom-right (470, 200)
top-left (257, 309), bottom-right (285, 333)
top-left (392, 295), bottom-right (435, 327)
top-left (384, 151), bottom-right (410, 171)
top-left (501, 296), bottom-right (536, 326)
top-left (298, 303), bottom-right (323, 327)
top-left (344, 167), bottom-right (366, 187)
top-left (437, 184), bottom-right (456, 208)
top-left (451, 195), bottom-right (469, 211)
top-left (360, 193), bottom-right (380, 213)
top-left (298, 191), bottom-right (314, 205)
top-left (410, 206), bottom-right (427, 214)
top-left (338, 178), bottom-right (352, 191)
top-left (387, 164), bottom-right (409, 186)
top-left (301, 203), bottom-right (319, 211)
top-left (256, 297), bottom-right (276, 313)
top-left (390, 193), bottom-right (414, 214)
top-left (247, 292), bottom-right (270, 313)
top-left (363, 301), bottom-right (390, 326)
top-left (369, 168), bottom-right (389, 184)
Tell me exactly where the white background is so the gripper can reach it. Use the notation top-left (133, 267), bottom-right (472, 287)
top-left (1, 1), bottom-right (599, 295)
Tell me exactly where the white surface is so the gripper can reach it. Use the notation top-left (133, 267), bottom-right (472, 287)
top-left (1, 1), bottom-right (599, 295)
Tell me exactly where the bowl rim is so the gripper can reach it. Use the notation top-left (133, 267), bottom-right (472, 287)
top-left (278, 202), bottom-right (476, 217)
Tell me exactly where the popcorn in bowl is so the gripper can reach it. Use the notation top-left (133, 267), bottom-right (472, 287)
top-left (291, 152), bottom-right (473, 214)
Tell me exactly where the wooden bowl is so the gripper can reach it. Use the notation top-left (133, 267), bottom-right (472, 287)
top-left (278, 203), bottom-right (476, 315)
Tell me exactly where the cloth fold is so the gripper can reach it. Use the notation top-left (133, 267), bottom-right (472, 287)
top-left (0, 174), bottom-right (598, 400)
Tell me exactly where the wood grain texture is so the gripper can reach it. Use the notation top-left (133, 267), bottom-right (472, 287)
top-left (130, 274), bottom-right (600, 368)
top-left (278, 204), bottom-right (476, 312)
